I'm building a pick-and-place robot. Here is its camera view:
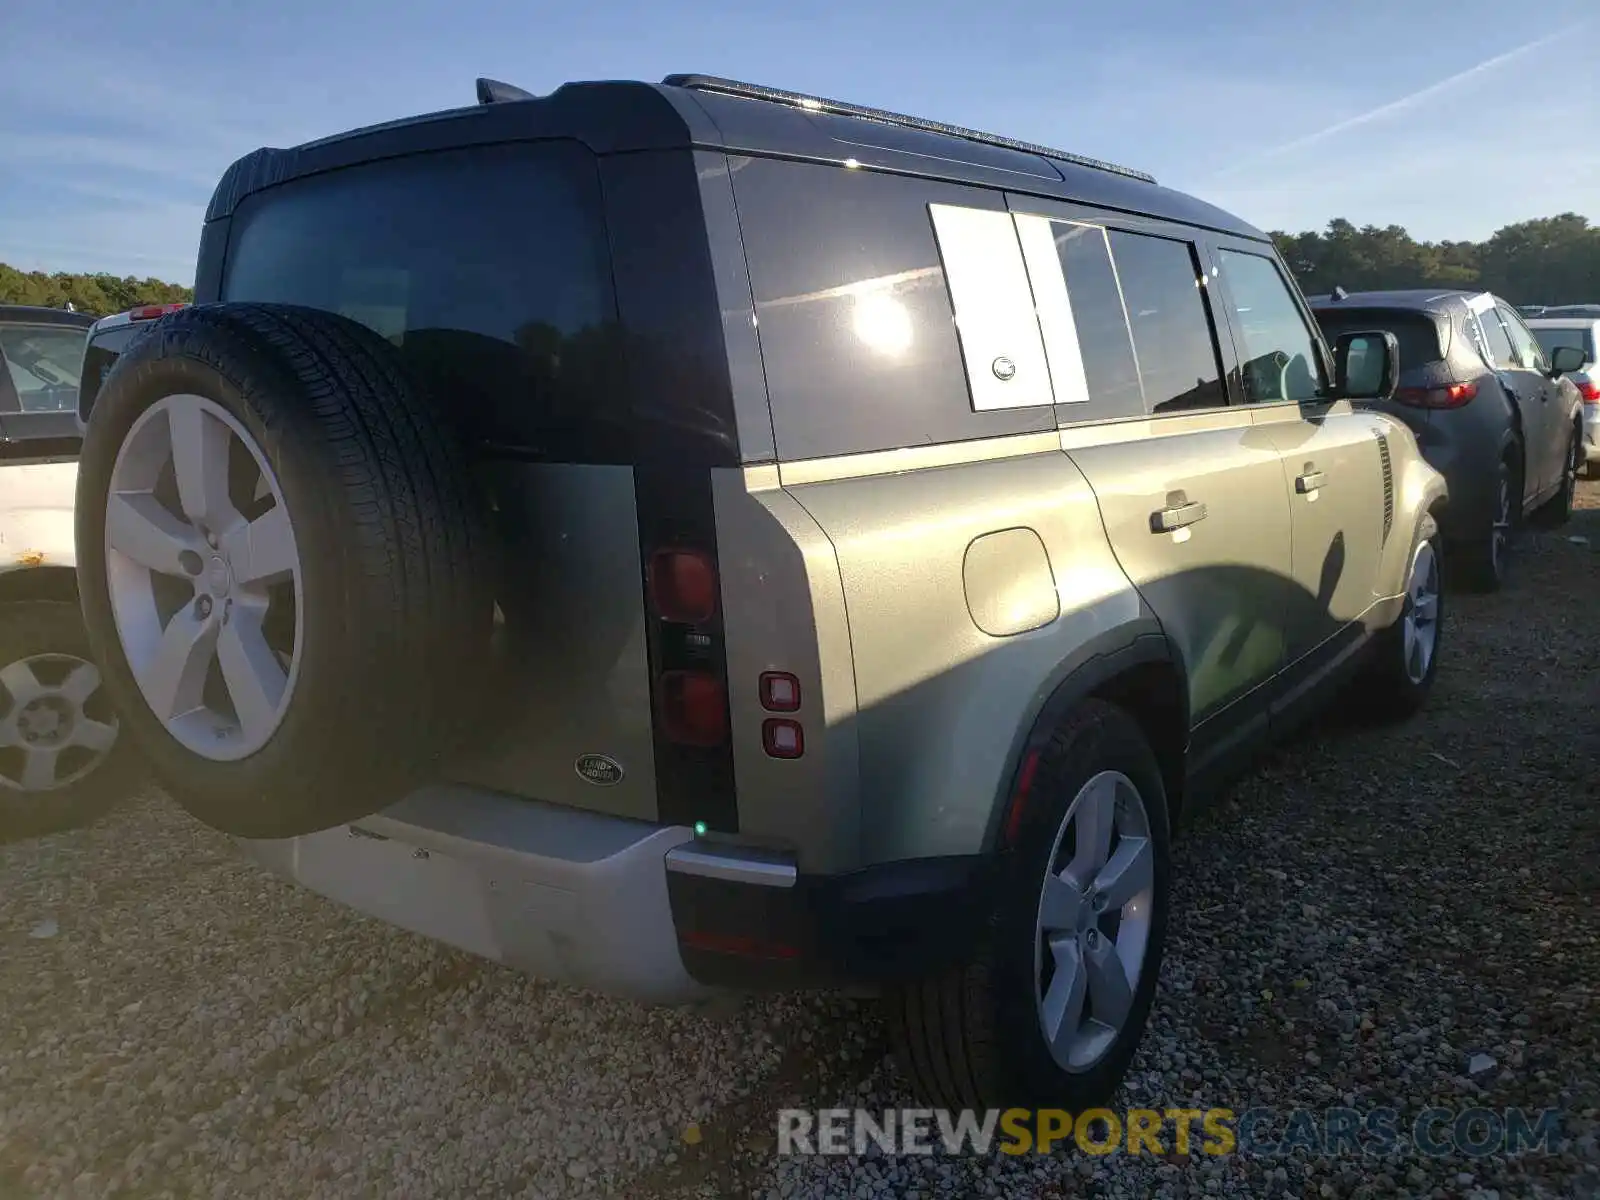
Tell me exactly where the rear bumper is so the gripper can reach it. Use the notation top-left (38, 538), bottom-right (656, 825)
top-left (1582, 403), bottom-right (1599, 462)
top-left (237, 786), bottom-right (988, 1003)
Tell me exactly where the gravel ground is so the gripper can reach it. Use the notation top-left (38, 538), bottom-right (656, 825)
top-left (2, 482), bottom-right (1597, 1200)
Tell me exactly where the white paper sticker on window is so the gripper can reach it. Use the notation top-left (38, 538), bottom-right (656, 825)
top-left (928, 204), bottom-right (1053, 412)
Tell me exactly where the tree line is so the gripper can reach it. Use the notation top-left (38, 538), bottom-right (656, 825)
top-left (1270, 214), bottom-right (1600, 304)
top-left (0, 263), bottom-right (192, 315)
top-left (2, 211), bottom-right (1597, 316)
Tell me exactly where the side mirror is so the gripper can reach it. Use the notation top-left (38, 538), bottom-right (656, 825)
top-left (1334, 330), bottom-right (1399, 401)
top-left (1548, 344), bottom-right (1586, 376)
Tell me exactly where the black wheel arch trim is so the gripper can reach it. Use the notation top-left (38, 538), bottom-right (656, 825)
top-left (979, 621), bottom-right (1185, 855)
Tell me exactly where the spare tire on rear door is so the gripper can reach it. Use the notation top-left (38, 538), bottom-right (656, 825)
top-left (75, 303), bottom-right (494, 838)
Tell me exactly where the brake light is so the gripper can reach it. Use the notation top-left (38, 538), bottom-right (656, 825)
top-left (659, 670), bottom-right (728, 746)
top-left (1578, 380), bottom-right (1600, 402)
top-left (648, 548), bottom-right (718, 622)
top-left (1393, 381), bottom-right (1477, 409)
top-left (128, 303), bottom-right (187, 321)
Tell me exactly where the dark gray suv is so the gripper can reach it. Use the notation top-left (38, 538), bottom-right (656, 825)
top-left (1311, 290), bottom-right (1585, 590)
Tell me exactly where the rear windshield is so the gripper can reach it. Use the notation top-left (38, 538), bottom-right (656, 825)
top-left (1531, 325), bottom-right (1596, 366)
top-left (221, 140), bottom-right (624, 459)
top-left (1312, 308), bottom-right (1443, 373)
top-left (0, 324), bottom-right (88, 412)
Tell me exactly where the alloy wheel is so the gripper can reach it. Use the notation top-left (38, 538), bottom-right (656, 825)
top-left (103, 394), bottom-right (303, 761)
top-left (1034, 770), bottom-right (1155, 1072)
top-left (1402, 539), bottom-right (1441, 684)
top-left (1489, 466), bottom-right (1512, 580)
top-left (0, 653), bottom-right (118, 792)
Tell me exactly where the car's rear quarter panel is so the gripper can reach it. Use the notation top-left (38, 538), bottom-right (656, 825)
top-left (771, 441), bottom-right (1143, 867)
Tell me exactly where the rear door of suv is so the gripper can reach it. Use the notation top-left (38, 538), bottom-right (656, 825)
top-left (1496, 301), bottom-right (1570, 497)
top-left (1005, 198), bottom-right (1295, 775)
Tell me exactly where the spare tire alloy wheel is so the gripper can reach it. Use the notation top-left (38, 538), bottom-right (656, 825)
top-left (105, 395), bottom-right (301, 760)
top-left (77, 304), bottom-right (492, 838)
top-left (1035, 770), bottom-right (1155, 1072)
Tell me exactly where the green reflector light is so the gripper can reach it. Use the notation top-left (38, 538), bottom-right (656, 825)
top-left (694, 821), bottom-right (709, 836)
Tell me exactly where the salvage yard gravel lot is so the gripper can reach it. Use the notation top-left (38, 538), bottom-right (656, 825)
top-left (3, 484), bottom-right (1597, 1200)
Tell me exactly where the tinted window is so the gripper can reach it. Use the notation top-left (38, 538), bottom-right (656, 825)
top-left (0, 325), bottom-right (87, 412)
top-left (1499, 305), bottom-right (1546, 371)
top-left (1106, 232), bottom-right (1225, 414)
top-left (734, 158), bottom-right (1053, 461)
top-left (1053, 223), bottom-right (1144, 420)
top-left (1313, 309), bottom-right (1443, 375)
top-left (223, 141), bottom-right (622, 459)
top-left (1472, 306), bottom-right (1517, 367)
top-left (1216, 249), bottom-right (1327, 403)
top-left (1531, 324), bottom-right (1597, 365)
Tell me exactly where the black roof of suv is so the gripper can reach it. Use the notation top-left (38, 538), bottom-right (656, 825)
top-left (202, 75), bottom-right (1262, 237)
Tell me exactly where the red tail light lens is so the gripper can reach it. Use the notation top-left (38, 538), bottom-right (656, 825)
top-left (761, 718), bottom-right (804, 759)
top-left (660, 670), bottom-right (728, 745)
top-left (1578, 380), bottom-right (1600, 402)
top-left (1393, 381), bottom-right (1477, 409)
top-left (648, 548), bottom-right (718, 622)
top-left (128, 303), bottom-right (187, 321)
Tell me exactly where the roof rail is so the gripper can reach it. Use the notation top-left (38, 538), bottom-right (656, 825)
top-left (662, 73), bottom-right (1157, 185)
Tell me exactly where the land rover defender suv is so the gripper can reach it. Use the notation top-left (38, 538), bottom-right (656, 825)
top-left (73, 75), bottom-right (1447, 1110)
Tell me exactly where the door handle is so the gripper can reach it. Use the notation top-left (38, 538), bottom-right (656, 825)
top-left (1150, 500), bottom-right (1208, 533)
top-left (1295, 470), bottom-right (1327, 494)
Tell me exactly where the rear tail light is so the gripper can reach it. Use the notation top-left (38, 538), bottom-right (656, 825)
top-left (1578, 380), bottom-right (1600, 402)
top-left (648, 548), bottom-right (718, 622)
top-left (128, 303), bottom-right (188, 321)
top-left (1393, 381), bottom-right (1477, 409)
top-left (659, 670), bottom-right (728, 746)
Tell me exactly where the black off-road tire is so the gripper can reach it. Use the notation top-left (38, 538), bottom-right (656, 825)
top-left (886, 700), bottom-right (1171, 1110)
top-left (0, 601), bottom-right (142, 842)
top-left (1353, 515), bottom-right (1443, 723)
top-left (76, 304), bottom-right (494, 839)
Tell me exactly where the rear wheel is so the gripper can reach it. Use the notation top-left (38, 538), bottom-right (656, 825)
top-left (887, 700), bottom-right (1170, 1109)
top-left (76, 303), bottom-right (494, 839)
top-left (0, 602), bottom-right (138, 841)
top-left (1459, 456), bottom-right (1516, 593)
top-left (1354, 517), bottom-right (1443, 722)
top-left (1532, 424), bottom-right (1581, 528)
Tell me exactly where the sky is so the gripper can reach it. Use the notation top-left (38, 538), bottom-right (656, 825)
top-left (2, 0), bottom-right (1597, 285)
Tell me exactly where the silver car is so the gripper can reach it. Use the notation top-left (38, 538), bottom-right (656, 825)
top-left (1527, 317), bottom-right (1600, 477)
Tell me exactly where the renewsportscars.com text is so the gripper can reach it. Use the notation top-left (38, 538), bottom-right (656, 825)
top-left (777, 1106), bottom-right (1564, 1158)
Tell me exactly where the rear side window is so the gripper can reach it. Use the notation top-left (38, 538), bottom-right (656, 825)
top-left (1313, 309), bottom-right (1443, 374)
top-left (222, 141), bottom-right (623, 459)
top-left (1108, 232), bottom-right (1227, 414)
top-left (731, 158), bottom-right (1055, 462)
top-left (1471, 304), bottom-right (1518, 368)
top-left (1498, 304), bottom-right (1547, 371)
top-left (0, 324), bottom-right (87, 413)
top-left (1214, 249), bottom-right (1327, 404)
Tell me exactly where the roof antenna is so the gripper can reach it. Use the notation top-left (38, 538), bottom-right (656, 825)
top-left (1331, 285), bottom-right (1349, 301)
top-left (476, 77), bottom-right (535, 105)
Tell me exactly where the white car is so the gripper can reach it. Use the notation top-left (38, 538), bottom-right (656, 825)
top-left (0, 305), bottom-right (138, 839)
top-left (1528, 317), bottom-right (1600, 477)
